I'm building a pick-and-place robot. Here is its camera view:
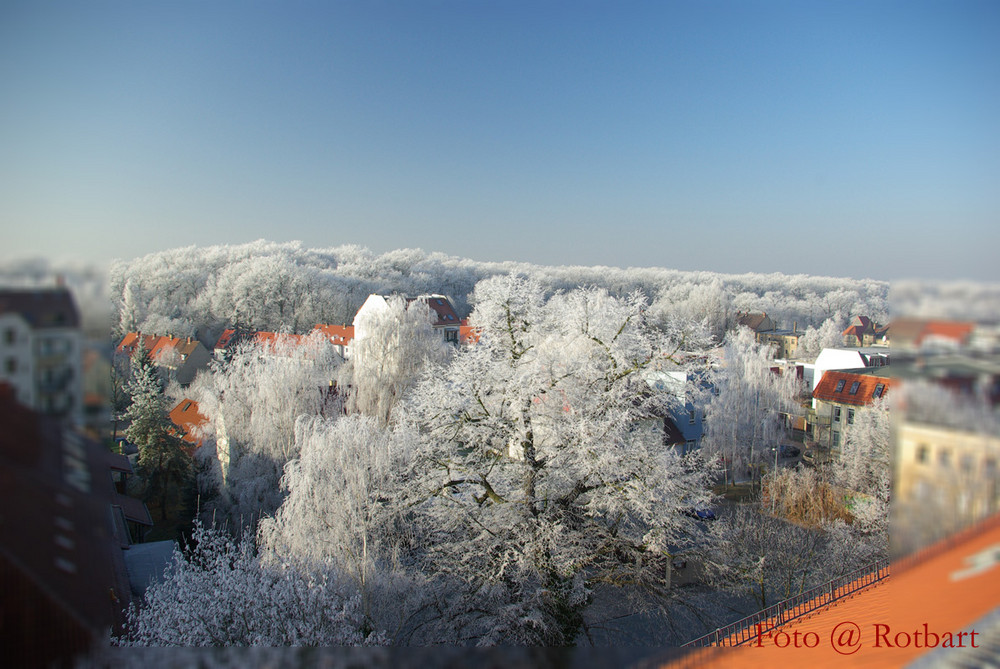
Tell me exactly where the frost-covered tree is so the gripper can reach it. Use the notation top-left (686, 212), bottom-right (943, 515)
top-left (399, 276), bottom-right (715, 644)
top-left (700, 502), bottom-right (828, 611)
top-left (798, 317), bottom-right (844, 359)
top-left (340, 296), bottom-right (450, 424)
top-left (117, 522), bottom-right (385, 646)
top-left (189, 331), bottom-right (341, 525)
top-left (702, 327), bottom-right (801, 485)
top-left (259, 415), bottom-right (421, 635)
top-left (124, 343), bottom-right (193, 520)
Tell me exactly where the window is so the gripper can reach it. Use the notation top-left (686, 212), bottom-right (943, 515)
top-left (689, 409), bottom-right (696, 424)
top-left (939, 449), bottom-right (951, 467)
top-left (3, 328), bottom-right (14, 345)
top-left (961, 454), bottom-right (975, 474)
top-left (917, 445), bottom-right (929, 464)
top-left (849, 381), bottom-right (860, 395)
top-left (833, 431), bottom-right (841, 448)
top-left (4, 358), bottom-right (15, 374)
top-left (834, 407), bottom-right (841, 423)
top-left (835, 379), bottom-right (846, 392)
top-left (847, 409), bottom-right (855, 425)
top-left (873, 384), bottom-right (885, 399)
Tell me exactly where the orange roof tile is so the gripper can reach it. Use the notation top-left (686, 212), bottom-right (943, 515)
top-left (459, 324), bottom-right (481, 344)
top-left (313, 324), bottom-right (354, 347)
top-left (669, 513), bottom-right (1000, 668)
top-left (168, 398), bottom-right (208, 455)
top-left (916, 320), bottom-right (975, 346)
top-left (813, 371), bottom-right (891, 407)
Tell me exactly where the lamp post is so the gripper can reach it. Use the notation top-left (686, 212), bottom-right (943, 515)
top-left (770, 445), bottom-right (779, 513)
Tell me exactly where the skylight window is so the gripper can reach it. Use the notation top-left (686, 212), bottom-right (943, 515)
top-left (849, 381), bottom-right (860, 395)
top-left (835, 379), bottom-right (846, 392)
top-left (873, 383), bottom-right (885, 399)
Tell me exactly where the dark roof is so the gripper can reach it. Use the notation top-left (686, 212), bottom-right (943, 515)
top-left (735, 312), bottom-right (773, 332)
top-left (0, 288), bottom-right (79, 329)
top-left (407, 295), bottom-right (460, 327)
top-left (0, 394), bottom-right (135, 658)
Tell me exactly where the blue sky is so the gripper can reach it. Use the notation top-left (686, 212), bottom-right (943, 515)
top-left (1, 1), bottom-right (997, 280)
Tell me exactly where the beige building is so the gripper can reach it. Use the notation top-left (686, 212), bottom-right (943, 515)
top-left (895, 421), bottom-right (1000, 540)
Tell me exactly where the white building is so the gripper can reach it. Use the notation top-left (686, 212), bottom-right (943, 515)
top-left (353, 294), bottom-right (461, 344)
top-left (804, 346), bottom-right (890, 393)
top-left (0, 288), bottom-right (83, 424)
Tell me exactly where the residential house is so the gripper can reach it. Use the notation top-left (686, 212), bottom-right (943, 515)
top-left (757, 326), bottom-right (803, 360)
top-left (117, 333), bottom-right (212, 386)
top-left (735, 311), bottom-right (776, 335)
top-left (890, 351), bottom-right (1000, 552)
top-left (0, 288), bottom-right (83, 423)
top-left (841, 315), bottom-right (887, 347)
top-left (353, 294), bottom-right (462, 345)
top-left (805, 346), bottom-right (890, 392)
top-left (642, 369), bottom-right (710, 455)
top-left (168, 398), bottom-right (209, 456)
top-left (312, 324), bottom-right (354, 359)
top-left (810, 368), bottom-right (892, 451)
top-left (886, 318), bottom-right (975, 352)
top-left (0, 387), bottom-right (151, 666)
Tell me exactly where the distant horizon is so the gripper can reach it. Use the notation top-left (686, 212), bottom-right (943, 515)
top-left (2, 240), bottom-right (902, 285)
top-left (2, 2), bottom-right (997, 282)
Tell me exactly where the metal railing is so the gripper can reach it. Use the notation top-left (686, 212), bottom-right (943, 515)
top-left (682, 557), bottom-right (890, 648)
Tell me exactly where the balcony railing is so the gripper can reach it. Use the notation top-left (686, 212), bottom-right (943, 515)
top-left (682, 557), bottom-right (890, 648)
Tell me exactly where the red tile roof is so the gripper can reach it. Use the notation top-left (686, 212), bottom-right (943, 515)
top-left (168, 399), bottom-right (208, 455)
top-left (813, 370), bottom-right (891, 407)
top-left (313, 324), bottom-right (354, 347)
top-left (459, 324), bottom-right (481, 344)
top-left (214, 328), bottom-right (238, 350)
top-left (117, 333), bottom-right (201, 360)
top-left (253, 331), bottom-right (306, 352)
top-left (676, 513), bottom-right (1000, 668)
top-left (916, 320), bottom-right (975, 346)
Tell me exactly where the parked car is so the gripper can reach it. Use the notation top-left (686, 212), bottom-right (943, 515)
top-left (684, 508), bottom-right (717, 521)
top-left (779, 444), bottom-right (800, 458)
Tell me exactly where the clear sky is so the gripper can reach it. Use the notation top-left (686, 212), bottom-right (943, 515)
top-left (1, 1), bottom-right (997, 281)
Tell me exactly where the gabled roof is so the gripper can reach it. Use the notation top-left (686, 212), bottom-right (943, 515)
top-left (735, 312), bottom-right (773, 332)
top-left (916, 320), bottom-right (975, 347)
top-left (0, 289), bottom-right (79, 329)
top-left (408, 295), bottom-right (460, 327)
top-left (168, 399), bottom-right (208, 454)
top-left (887, 318), bottom-right (975, 348)
top-left (253, 332), bottom-right (306, 350)
top-left (313, 324), bottom-right (354, 347)
top-left (213, 328), bottom-right (240, 351)
top-left (813, 370), bottom-right (892, 407)
top-left (117, 333), bottom-right (202, 360)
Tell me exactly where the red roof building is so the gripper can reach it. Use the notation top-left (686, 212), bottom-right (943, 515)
top-left (168, 398), bottom-right (208, 455)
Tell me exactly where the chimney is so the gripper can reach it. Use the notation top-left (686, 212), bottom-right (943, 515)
top-left (793, 321), bottom-right (797, 333)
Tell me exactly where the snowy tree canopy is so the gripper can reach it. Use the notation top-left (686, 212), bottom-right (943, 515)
top-left (341, 296), bottom-right (451, 424)
top-left (107, 240), bottom-right (889, 343)
top-left (398, 276), bottom-right (715, 644)
top-left (702, 327), bottom-right (802, 484)
top-left (116, 522), bottom-right (385, 646)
